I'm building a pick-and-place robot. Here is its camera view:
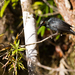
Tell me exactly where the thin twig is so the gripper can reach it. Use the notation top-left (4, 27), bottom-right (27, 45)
top-left (43, 0), bottom-right (58, 11)
top-left (36, 62), bottom-right (75, 72)
top-left (2, 66), bottom-right (6, 75)
top-left (22, 54), bottom-right (75, 72)
top-left (0, 52), bottom-right (7, 58)
top-left (15, 51), bottom-right (18, 75)
top-left (38, 12), bottom-right (59, 17)
top-left (64, 43), bottom-right (75, 59)
top-left (2, 61), bottom-right (9, 68)
top-left (0, 0), bottom-right (4, 6)
top-left (17, 21), bottom-right (23, 28)
top-left (18, 28), bottom-right (24, 37)
top-left (25, 32), bottom-right (58, 46)
top-left (0, 62), bottom-right (4, 66)
top-left (19, 32), bottom-right (58, 48)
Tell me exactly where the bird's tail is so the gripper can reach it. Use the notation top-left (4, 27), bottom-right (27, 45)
top-left (70, 29), bottom-right (75, 35)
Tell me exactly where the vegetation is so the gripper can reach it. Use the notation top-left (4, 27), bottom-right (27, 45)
top-left (0, 0), bottom-right (75, 75)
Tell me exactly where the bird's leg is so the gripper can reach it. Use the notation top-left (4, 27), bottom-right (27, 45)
top-left (50, 30), bottom-right (58, 39)
top-left (50, 31), bottom-right (58, 39)
top-left (55, 31), bottom-right (58, 35)
top-left (50, 29), bottom-right (53, 34)
top-left (49, 29), bottom-right (53, 39)
top-left (54, 31), bottom-right (58, 36)
top-left (61, 34), bottom-right (62, 36)
top-left (60, 32), bottom-right (63, 36)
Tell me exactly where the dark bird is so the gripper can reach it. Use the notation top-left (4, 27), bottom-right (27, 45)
top-left (39, 17), bottom-right (75, 35)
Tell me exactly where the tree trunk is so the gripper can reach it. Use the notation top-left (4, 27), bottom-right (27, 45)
top-left (54, 0), bottom-right (75, 75)
top-left (20, 0), bottom-right (39, 75)
top-left (54, 0), bottom-right (75, 40)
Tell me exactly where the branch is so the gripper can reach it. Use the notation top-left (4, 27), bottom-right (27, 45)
top-left (25, 32), bottom-right (58, 46)
top-left (43, 0), bottom-right (58, 11)
top-left (22, 53), bottom-right (75, 73)
top-left (36, 62), bottom-right (75, 72)
top-left (38, 11), bottom-right (59, 17)
top-left (0, 0), bottom-right (4, 6)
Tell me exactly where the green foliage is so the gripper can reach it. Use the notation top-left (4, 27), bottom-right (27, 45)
top-left (55, 35), bottom-right (60, 40)
top-left (33, 1), bottom-right (55, 37)
top-left (32, 1), bottom-right (43, 15)
top-left (4, 37), bottom-right (26, 74)
top-left (0, 0), bottom-right (10, 17)
top-left (9, 40), bottom-right (25, 70)
top-left (33, 1), bottom-right (62, 39)
top-left (33, 1), bottom-right (54, 16)
top-left (0, 0), bottom-right (19, 17)
top-left (17, 62), bottom-right (25, 70)
top-left (37, 26), bottom-right (46, 37)
top-left (11, 0), bottom-right (19, 9)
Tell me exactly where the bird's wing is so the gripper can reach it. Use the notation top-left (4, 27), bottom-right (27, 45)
top-left (56, 21), bottom-right (72, 31)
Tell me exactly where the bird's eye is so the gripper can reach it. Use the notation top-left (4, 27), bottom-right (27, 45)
top-left (43, 21), bottom-right (45, 23)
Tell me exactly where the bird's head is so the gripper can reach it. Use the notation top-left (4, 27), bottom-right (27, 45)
top-left (39, 18), bottom-right (49, 28)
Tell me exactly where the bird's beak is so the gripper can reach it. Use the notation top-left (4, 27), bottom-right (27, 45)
top-left (39, 22), bottom-right (46, 28)
top-left (39, 24), bottom-right (42, 28)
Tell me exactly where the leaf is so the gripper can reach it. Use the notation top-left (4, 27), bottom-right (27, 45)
top-left (18, 48), bottom-right (25, 51)
top-left (37, 26), bottom-right (45, 37)
top-left (36, 16), bottom-right (41, 26)
top-left (11, 0), bottom-right (18, 3)
top-left (11, 0), bottom-right (19, 9)
top-left (18, 52), bottom-right (23, 60)
top-left (33, 1), bottom-right (43, 6)
top-left (46, 6), bottom-right (48, 17)
top-left (41, 26), bottom-right (45, 37)
top-left (10, 43), bottom-right (16, 49)
top-left (12, 49), bottom-right (17, 55)
top-left (17, 62), bottom-right (25, 70)
top-left (0, 0), bottom-right (10, 17)
top-left (15, 40), bottom-right (20, 48)
top-left (55, 35), bottom-right (60, 40)
top-left (9, 64), bottom-right (14, 72)
top-left (50, 1), bottom-right (53, 13)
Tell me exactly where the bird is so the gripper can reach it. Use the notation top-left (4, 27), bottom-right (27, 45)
top-left (39, 17), bottom-right (75, 35)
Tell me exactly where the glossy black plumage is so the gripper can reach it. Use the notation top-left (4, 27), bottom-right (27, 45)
top-left (40, 17), bottom-right (75, 35)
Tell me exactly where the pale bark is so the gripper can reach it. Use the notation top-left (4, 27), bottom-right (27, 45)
top-left (20, 0), bottom-right (39, 75)
top-left (54, 0), bottom-right (75, 41)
